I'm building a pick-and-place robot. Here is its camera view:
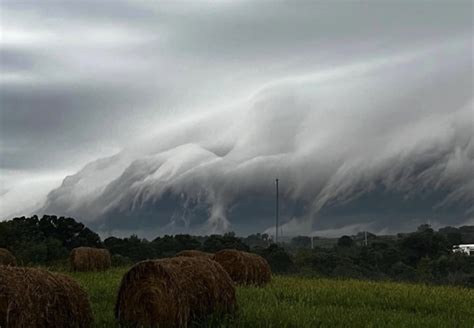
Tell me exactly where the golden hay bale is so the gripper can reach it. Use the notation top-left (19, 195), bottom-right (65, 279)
top-left (115, 257), bottom-right (236, 327)
top-left (212, 249), bottom-right (272, 286)
top-left (175, 250), bottom-right (213, 258)
top-left (70, 247), bottom-right (111, 272)
top-left (0, 248), bottom-right (16, 266)
top-left (0, 266), bottom-right (93, 328)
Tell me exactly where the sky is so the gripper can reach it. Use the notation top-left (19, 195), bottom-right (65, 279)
top-left (1, 1), bottom-right (473, 237)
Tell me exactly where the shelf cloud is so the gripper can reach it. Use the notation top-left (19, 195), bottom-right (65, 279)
top-left (1, 1), bottom-right (472, 237)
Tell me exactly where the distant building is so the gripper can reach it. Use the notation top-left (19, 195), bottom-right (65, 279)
top-left (453, 244), bottom-right (474, 256)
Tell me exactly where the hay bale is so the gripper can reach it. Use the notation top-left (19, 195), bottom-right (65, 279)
top-left (115, 257), bottom-right (236, 327)
top-left (175, 249), bottom-right (213, 258)
top-left (0, 248), bottom-right (16, 266)
top-left (0, 266), bottom-right (93, 328)
top-left (70, 247), bottom-right (111, 272)
top-left (213, 249), bottom-right (272, 286)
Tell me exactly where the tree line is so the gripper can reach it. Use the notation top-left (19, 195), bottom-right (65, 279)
top-left (0, 215), bottom-right (473, 287)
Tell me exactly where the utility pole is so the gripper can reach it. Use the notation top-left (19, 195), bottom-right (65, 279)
top-left (275, 178), bottom-right (279, 243)
top-left (364, 231), bottom-right (368, 247)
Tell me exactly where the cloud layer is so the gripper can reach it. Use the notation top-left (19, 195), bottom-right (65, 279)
top-left (40, 41), bottom-right (473, 237)
top-left (1, 1), bottom-right (472, 237)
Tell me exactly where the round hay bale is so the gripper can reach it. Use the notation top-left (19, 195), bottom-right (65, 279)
top-left (115, 257), bottom-right (236, 327)
top-left (0, 266), bottom-right (93, 328)
top-left (213, 249), bottom-right (272, 286)
top-left (0, 248), bottom-right (16, 266)
top-left (70, 247), bottom-right (111, 272)
top-left (175, 250), bottom-right (213, 258)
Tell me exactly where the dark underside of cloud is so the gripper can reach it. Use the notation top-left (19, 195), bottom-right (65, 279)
top-left (40, 144), bottom-right (473, 238)
top-left (39, 42), bottom-right (474, 238)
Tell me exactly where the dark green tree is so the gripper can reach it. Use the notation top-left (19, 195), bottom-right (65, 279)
top-left (337, 235), bottom-right (354, 248)
top-left (260, 244), bottom-right (294, 273)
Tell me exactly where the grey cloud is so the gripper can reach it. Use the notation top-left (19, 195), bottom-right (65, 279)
top-left (1, 0), bottom-right (473, 235)
top-left (0, 80), bottom-right (155, 170)
top-left (154, 1), bottom-right (472, 65)
top-left (1, 0), bottom-right (158, 26)
top-left (39, 44), bottom-right (474, 236)
top-left (0, 47), bottom-right (46, 73)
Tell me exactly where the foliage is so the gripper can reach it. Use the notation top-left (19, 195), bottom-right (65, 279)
top-left (398, 227), bottom-right (449, 266)
top-left (337, 235), bottom-right (354, 248)
top-left (287, 225), bottom-right (473, 286)
top-left (258, 244), bottom-right (295, 273)
top-left (439, 225), bottom-right (474, 244)
top-left (104, 235), bottom-right (157, 262)
top-left (2, 216), bottom-right (473, 287)
top-left (110, 254), bottom-right (132, 267)
top-left (290, 236), bottom-right (312, 249)
top-left (202, 232), bottom-right (249, 253)
top-left (0, 215), bottom-right (101, 264)
top-left (242, 233), bottom-right (271, 249)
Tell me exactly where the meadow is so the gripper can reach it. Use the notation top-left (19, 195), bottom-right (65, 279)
top-left (67, 267), bottom-right (474, 328)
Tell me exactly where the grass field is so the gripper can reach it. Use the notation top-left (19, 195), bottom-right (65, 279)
top-left (67, 267), bottom-right (474, 327)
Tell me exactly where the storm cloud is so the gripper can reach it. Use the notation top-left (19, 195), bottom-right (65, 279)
top-left (1, 1), bottom-right (472, 237)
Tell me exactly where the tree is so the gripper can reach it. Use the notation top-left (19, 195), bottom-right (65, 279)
top-left (417, 224), bottom-right (433, 233)
top-left (310, 251), bottom-right (354, 276)
top-left (438, 227), bottom-right (463, 247)
top-left (416, 257), bottom-right (434, 282)
top-left (337, 235), bottom-right (354, 248)
top-left (399, 229), bottom-right (449, 266)
top-left (105, 235), bottom-right (157, 262)
top-left (174, 234), bottom-right (201, 251)
top-left (260, 244), bottom-right (294, 273)
top-left (291, 236), bottom-right (312, 249)
top-left (391, 261), bottom-right (417, 281)
top-left (38, 215), bottom-right (102, 249)
top-left (203, 233), bottom-right (249, 252)
top-left (243, 233), bottom-right (271, 248)
top-left (152, 235), bottom-right (181, 255)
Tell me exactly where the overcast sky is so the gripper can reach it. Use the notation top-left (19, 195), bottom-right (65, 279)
top-left (1, 0), bottom-right (472, 222)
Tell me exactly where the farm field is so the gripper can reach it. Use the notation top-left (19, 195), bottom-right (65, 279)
top-left (65, 267), bottom-right (474, 328)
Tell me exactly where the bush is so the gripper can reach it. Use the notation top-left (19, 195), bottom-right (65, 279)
top-left (111, 254), bottom-right (132, 267)
top-left (337, 236), bottom-right (354, 248)
top-left (260, 244), bottom-right (295, 274)
top-left (332, 264), bottom-right (364, 279)
top-left (391, 261), bottom-right (417, 281)
top-left (203, 233), bottom-right (249, 253)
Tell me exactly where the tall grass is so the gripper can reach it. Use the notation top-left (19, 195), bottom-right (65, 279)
top-left (67, 268), bottom-right (474, 327)
top-left (234, 277), bottom-right (474, 328)
top-left (69, 268), bottom-right (125, 326)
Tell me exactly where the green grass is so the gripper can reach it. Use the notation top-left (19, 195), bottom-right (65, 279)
top-left (66, 267), bottom-right (474, 327)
